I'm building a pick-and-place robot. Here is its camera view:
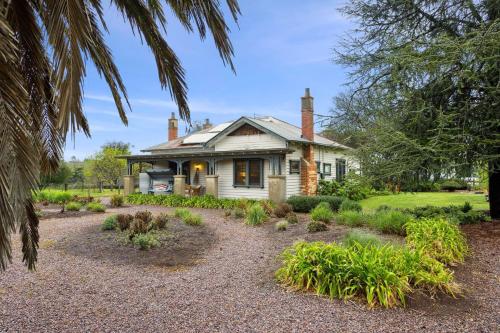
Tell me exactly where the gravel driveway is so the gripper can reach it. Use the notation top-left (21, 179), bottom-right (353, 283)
top-left (0, 205), bottom-right (498, 332)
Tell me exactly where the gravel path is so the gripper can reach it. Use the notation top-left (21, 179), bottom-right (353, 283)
top-left (0, 205), bottom-right (499, 332)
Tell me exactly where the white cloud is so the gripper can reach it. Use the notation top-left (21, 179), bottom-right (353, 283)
top-left (84, 94), bottom-right (299, 121)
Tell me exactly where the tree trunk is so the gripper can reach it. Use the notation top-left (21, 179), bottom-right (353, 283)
top-left (488, 160), bottom-right (500, 220)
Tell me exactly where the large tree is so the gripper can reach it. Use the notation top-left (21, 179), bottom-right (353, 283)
top-left (0, 0), bottom-right (240, 270)
top-left (333, 0), bottom-right (500, 217)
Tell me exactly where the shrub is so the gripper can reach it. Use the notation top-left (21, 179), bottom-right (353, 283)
top-left (403, 204), bottom-right (489, 225)
top-left (273, 203), bottom-right (293, 218)
top-left (184, 213), bottom-right (203, 226)
top-left (461, 201), bottom-right (473, 213)
top-left (376, 205), bottom-right (392, 212)
top-left (318, 173), bottom-right (372, 200)
top-left (245, 204), bottom-right (267, 226)
top-left (287, 195), bottom-right (344, 213)
top-left (307, 220), bottom-right (327, 232)
top-left (102, 215), bottom-right (118, 231)
top-left (405, 218), bottom-right (468, 264)
top-left (116, 214), bottom-right (134, 231)
top-left (276, 241), bottom-right (456, 308)
top-left (129, 218), bottom-right (150, 236)
top-left (335, 211), bottom-right (368, 227)
top-left (65, 201), bottom-right (82, 211)
top-left (132, 232), bottom-right (160, 250)
top-left (126, 193), bottom-right (261, 210)
top-left (34, 190), bottom-right (72, 204)
top-left (86, 202), bottom-right (106, 212)
top-left (310, 202), bottom-right (334, 223)
top-left (134, 210), bottom-right (153, 223)
top-left (174, 208), bottom-right (191, 219)
top-left (110, 194), bottom-right (124, 207)
top-left (223, 209), bottom-right (232, 217)
top-left (343, 230), bottom-right (382, 247)
top-left (339, 199), bottom-right (362, 212)
top-left (439, 179), bottom-right (468, 192)
top-left (72, 195), bottom-right (93, 205)
top-left (260, 200), bottom-right (275, 216)
top-left (152, 213), bottom-right (169, 229)
top-left (286, 212), bottom-right (299, 224)
top-left (368, 210), bottom-right (412, 235)
top-left (275, 220), bottom-right (289, 231)
top-left (231, 207), bottom-right (246, 219)
top-left (451, 210), bottom-right (490, 224)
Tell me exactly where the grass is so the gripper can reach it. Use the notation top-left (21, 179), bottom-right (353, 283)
top-left (343, 230), bottom-right (382, 247)
top-left (406, 217), bottom-right (468, 264)
top-left (367, 210), bottom-right (412, 235)
top-left (276, 241), bottom-right (456, 308)
top-left (245, 204), bottom-right (268, 226)
top-left (41, 187), bottom-right (116, 198)
top-left (86, 202), bottom-right (106, 212)
top-left (361, 192), bottom-right (488, 211)
top-left (310, 202), bottom-right (334, 223)
top-left (335, 211), bottom-right (368, 227)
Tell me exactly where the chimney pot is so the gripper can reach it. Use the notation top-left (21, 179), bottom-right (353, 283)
top-left (168, 112), bottom-right (178, 141)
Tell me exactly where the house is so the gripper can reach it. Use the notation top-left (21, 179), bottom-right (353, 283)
top-left (121, 89), bottom-right (355, 202)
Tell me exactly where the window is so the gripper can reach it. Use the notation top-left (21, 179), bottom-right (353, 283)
top-left (289, 160), bottom-right (300, 174)
top-left (336, 159), bottom-right (347, 182)
top-left (323, 163), bottom-right (332, 176)
top-left (316, 161), bottom-right (321, 174)
top-left (233, 159), bottom-right (263, 187)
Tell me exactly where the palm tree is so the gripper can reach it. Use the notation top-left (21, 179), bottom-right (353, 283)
top-left (0, 0), bottom-right (240, 270)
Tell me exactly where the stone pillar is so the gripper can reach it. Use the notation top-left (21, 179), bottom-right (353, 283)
top-left (205, 175), bottom-right (219, 198)
top-left (123, 175), bottom-right (135, 195)
top-left (173, 175), bottom-right (186, 196)
top-left (268, 175), bottom-right (286, 203)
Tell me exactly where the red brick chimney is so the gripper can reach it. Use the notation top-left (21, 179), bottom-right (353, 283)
top-left (168, 112), bottom-right (178, 141)
top-left (300, 88), bottom-right (317, 196)
top-left (301, 88), bottom-right (314, 141)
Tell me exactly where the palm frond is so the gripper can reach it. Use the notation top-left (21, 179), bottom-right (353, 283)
top-left (0, 0), bottom-right (240, 271)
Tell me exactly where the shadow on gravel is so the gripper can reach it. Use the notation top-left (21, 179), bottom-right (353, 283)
top-left (54, 219), bottom-right (218, 268)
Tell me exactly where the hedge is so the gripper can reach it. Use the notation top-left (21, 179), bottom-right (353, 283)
top-left (286, 195), bottom-right (344, 213)
top-left (126, 193), bottom-right (264, 210)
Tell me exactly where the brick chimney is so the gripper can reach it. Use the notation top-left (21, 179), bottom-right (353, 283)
top-left (301, 88), bottom-right (314, 141)
top-left (168, 112), bottom-right (178, 141)
top-left (300, 88), bottom-right (317, 196)
top-left (203, 118), bottom-right (212, 130)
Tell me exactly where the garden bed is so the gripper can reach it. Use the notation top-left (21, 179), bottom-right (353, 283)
top-left (0, 205), bottom-right (498, 332)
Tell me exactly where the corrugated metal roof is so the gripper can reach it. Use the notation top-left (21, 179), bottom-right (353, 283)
top-left (142, 116), bottom-right (350, 152)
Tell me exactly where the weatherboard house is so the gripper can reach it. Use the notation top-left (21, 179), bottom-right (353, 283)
top-left (122, 89), bottom-right (355, 202)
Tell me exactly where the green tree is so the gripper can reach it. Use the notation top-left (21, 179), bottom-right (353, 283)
top-left (40, 161), bottom-right (72, 189)
top-left (89, 144), bottom-right (130, 191)
top-left (333, 0), bottom-right (500, 217)
top-left (0, 0), bottom-right (240, 270)
top-left (70, 167), bottom-right (85, 190)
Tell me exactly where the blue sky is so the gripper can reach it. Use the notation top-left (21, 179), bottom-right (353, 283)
top-left (65, 0), bottom-right (353, 160)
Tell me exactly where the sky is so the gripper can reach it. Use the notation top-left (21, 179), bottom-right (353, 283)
top-left (64, 0), bottom-right (354, 160)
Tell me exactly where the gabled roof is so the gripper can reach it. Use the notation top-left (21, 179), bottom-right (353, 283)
top-left (142, 116), bottom-right (350, 153)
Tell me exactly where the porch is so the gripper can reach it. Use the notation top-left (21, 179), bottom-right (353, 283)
top-left (120, 148), bottom-right (293, 202)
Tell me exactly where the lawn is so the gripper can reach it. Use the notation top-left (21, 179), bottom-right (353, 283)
top-left (361, 192), bottom-right (489, 211)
